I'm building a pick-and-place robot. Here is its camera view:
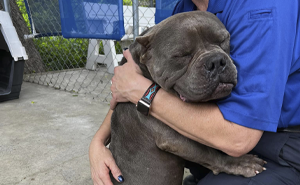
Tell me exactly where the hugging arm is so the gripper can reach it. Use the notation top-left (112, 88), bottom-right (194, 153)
top-left (152, 102), bottom-right (265, 178)
top-left (89, 110), bottom-right (123, 185)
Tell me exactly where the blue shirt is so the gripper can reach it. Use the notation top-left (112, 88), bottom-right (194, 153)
top-left (173, 0), bottom-right (300, 132)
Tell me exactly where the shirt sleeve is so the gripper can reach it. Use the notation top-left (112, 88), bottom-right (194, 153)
top-left (216, 2), bottom-right (295, 132)
top-left (172, 0), bottom-right (196, 15)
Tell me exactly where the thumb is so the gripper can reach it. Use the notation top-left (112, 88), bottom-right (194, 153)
top-left (107, 160), bottom-right (124, 183)
top-left (123, 49), bottom-right (134, 64)
top-left (123, 49), bottom-right (142, 74)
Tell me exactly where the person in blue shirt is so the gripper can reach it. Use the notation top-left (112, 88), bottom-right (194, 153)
top-left (89, 0), bottom-right (300, 184)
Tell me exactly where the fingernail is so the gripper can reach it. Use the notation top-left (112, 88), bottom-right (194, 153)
top-left (123, 48), bottom-right (128, 51)
top-left (118, 175), bottom-right (124, 182)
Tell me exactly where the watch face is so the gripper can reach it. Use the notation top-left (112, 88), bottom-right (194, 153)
top-left (137, 100), bottom-right (150, 116)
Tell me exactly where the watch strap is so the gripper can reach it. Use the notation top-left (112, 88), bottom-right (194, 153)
top-left (136, 83), bottom-right (160, 116)
top-left (141, 83), bottom-right (160, 104)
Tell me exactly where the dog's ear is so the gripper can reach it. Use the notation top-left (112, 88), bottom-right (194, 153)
top-left (135, 35), bottom-right (151, 48)
top-left (129, 35), bottom-right (153, 80)
top-left (135, 36), bottom-right (152, 64)
top-left (135, 27), bottom-right (155, 49)
top-left (128, 27), bottom-right (155, 80)
top-left (135, 29), bottom-right (156, 65)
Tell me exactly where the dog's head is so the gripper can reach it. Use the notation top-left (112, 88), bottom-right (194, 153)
top-left (124, 11), bottom-right (237, 102)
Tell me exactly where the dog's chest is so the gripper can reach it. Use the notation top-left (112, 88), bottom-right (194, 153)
top-left (109, 103), bottom-right (184, 185)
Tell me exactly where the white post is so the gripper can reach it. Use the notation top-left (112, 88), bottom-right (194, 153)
top-left (132, 0), bottom-right (139, 40)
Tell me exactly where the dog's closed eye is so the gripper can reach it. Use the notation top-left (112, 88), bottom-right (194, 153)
top-left (172, 51), bottom-right (193, 58)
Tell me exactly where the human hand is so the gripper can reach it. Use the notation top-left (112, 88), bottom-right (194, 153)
top-left (89, 140), bottom-right (123, 185)
top-left (110, 49), bottom-right (152, 110)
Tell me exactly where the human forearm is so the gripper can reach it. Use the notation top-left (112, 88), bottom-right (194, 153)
top-left (91, 109), bottom-right (113, 145)
top-left (89, 109), bottom-right (124, 184)
top-left (150, 89), bottom-right (263, 157)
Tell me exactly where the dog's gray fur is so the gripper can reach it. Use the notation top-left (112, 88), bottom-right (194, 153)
top-left (109, 11), bottom-right (265, 185)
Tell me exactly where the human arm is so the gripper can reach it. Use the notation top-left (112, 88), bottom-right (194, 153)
top-left (89, 109), bottom-right (123, 185)
top-left (150, 90), bottom-right (263, 157)
top-left (110, 50), bottom-right (263, 157)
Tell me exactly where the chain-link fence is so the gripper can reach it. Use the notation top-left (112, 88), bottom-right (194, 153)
top-left (17, 0), bottom-right (156, 102)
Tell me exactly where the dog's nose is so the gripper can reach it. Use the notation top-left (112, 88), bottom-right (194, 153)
top-left (205, 54), bottom-right (227, 76)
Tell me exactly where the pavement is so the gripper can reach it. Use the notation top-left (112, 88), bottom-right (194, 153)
top-left (0, 82), bottom-right (191, 185)
top-left (0, 82), bottom-right (110, 185)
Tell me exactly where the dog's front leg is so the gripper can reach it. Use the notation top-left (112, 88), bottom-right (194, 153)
top-left (154, 126), bottom-right (266, 177)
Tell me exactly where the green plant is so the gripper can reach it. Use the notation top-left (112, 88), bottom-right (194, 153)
top-left (33, 36), bottom-right (89, 71)
top-left (123, 0), bottom-right (133, 5)
top-left (16, 0), bottom-right (31, 30)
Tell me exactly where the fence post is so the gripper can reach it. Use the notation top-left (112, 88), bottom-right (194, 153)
top-left (150, 0), bottom-right (154, 7)
top-left (3, 0), bottom-right (10, 15)
top-left (132, 0), bottom-right (139, 39)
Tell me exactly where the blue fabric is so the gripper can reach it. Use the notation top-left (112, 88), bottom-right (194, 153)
top-left (280, 133), bottom-right (300, 171)
top-left (172, 0), bottom-right (196, 14)
top-left (173, 0), bottom-right (300, 132)
top-left (155, 0), bottom-right (180, 24)
top-left (186, 132), bottom-right (300, 184)
top-left (24, 0), bottom-right (62, 37)
top-left (196, 132), bottom-right (300, 185)
top-left (59, 0), bottom-right (125, 40)
top-left (198, 159), bottom-right (300, 185)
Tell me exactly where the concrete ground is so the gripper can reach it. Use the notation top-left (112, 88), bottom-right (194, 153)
top-left (0, 82), bottom-right (191, 185)
top-left (0, 82), bottom-right (109, 185)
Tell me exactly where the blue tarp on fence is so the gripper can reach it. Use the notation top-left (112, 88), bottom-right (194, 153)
top-left (59, 0), bottom-right (125, 40)
top-left (24, 0), bottom-right (125, 40)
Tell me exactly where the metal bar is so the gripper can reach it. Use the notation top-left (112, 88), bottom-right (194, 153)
top-left (132, 0), bottom-right (139, 39)
top-left (3, 0), bottom-right (10, 14)
top-left (150, 0), bottom-right (154, 7)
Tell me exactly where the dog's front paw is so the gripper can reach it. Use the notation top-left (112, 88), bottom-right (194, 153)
top-left (212, 154), bottom-right (267, 177)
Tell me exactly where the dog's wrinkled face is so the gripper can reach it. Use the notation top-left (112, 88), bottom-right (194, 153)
top-left (131, 11), bottom-right (237, 102)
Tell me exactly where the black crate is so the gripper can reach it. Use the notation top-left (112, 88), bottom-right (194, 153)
top-left (0, 50), bottom-right (25, 102)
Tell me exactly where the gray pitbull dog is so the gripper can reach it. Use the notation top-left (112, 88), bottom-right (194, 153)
top-left (109, 11), bottom-right (265, 185)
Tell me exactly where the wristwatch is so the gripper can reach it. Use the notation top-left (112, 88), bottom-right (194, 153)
top-left (136, 83), bottom-right (160, 116)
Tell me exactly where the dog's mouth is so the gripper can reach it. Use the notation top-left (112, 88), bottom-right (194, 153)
top-left (177, 82), bottom-right (234, 102)
top-left (179, 94), bottom-right (187, 102)
top-left (210, 82), bottom-right (234, 99)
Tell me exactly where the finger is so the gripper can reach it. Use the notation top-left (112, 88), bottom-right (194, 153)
top-left (108, 160), bottom-right (124, 183)
top-left (92, 171), bottom-right (103, 185)
top-left (113, 66), bottom-right (119, 75)
top-left (100, 174), bottom-right (114, 185)
top-left (110, 98), bottom-right (118, 110)
top-left (123, 50), bottom-right (142, 75)
top-left (97, 165), bottom-right (114, 185)
top-left (123, 49), bottom-right (134, 63)
top-left (110, 82), bottom-right (114, 93)
top-left (94, 178), bottom-right (104, 185)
